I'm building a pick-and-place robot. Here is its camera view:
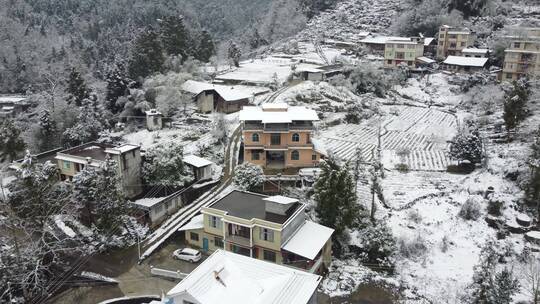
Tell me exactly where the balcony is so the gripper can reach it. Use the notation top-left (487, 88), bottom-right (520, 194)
top-left (225, 234), bottom-right (251, 247)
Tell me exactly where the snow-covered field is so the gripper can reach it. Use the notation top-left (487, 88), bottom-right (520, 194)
top-left (316, 71), bottom-right (537, 302)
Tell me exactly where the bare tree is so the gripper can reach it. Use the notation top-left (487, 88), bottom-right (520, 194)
top-left (521, 256), bottom-right (540, 304)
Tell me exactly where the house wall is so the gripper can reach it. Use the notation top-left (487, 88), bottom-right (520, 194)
top-left (437, 26), bottom-right (475, 59)
top-left (384, 42), bottom-right (424, 68)
top-left (148, 196), bottom-right (184, 226)
top-left (57, 159), bottom-right (79, 177)
top-left (252, 226), bottom-right (281, 251)
top-left (146, 115), bottom-right (163, 131)
top-left (114, 149), bottom-right (143, 198)
top-left (502, 40), bottom-right (540, 81)
top-left (307, 72), bottom-right (323, 81)
top-left (243, 130), bottom-right (321, 168)
top-left (196, 92), bottom-right (214, 113)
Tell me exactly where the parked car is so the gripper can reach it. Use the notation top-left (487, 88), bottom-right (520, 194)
top-left (173, 248), bottom-right (202, 263)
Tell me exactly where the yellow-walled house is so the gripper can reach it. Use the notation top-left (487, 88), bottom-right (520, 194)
top-left (502, 28), bottom-right (540, 81)
top-left (239, 103), bottom-right (326, 170)
top-left (182, 190), bottom-right (334, 274)
top-left (436, 25), bottom-right (476, 60)
top-left (55, 142), bottom-right (143, 198)
top-left (384, 37), bottom-right (425, 68)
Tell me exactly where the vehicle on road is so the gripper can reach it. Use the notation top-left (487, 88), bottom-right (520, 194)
top-left (173, 248), bottom-right (201, 263)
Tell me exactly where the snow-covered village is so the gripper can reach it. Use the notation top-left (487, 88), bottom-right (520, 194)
top-left (1, 0), bottom-right (540, 303)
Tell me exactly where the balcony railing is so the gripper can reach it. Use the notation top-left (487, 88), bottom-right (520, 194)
top-left (225, 234), bottom-right (251, 247)
top-left (243, 123), bottom-right (314, 132)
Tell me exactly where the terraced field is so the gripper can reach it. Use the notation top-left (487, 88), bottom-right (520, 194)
top-left (317, 105), bottom-right (458, 171)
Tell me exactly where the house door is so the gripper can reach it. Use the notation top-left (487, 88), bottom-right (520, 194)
top-left (203, 238), bottom-right (209, 252)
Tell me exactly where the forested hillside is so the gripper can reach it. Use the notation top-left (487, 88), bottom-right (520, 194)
top-left (0, 0), bottom-right (338, 93)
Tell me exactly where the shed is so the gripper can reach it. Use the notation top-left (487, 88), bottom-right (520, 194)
top-left (145, 109), bottom-right (163, 131)
top-left (442, 55), bottom-right (489, 73)
top-left (183, 155), bottom-right (214, 181)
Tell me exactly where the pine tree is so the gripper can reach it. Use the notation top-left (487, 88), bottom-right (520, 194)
top-left (142, 142), bottom-right (193, 187)
top-left (228, 41), bottom-right (242, 67)
top-left (488, 268), bottom-right (520, 304)
top-left (62, 96), bottom-right (107, 147)
top-left (65, 67), bottom-right (89, 106)
top-left (8, 152), bottom-right (68, 227)
top-left (105, 62), bottom-right (130, 114)
top-left (128, 29), bottom-right (165, 80)
top-left (314, 158), bottom-right (360, 237)
top-left (232, 163), bottom-right (265, 191)
top-left (160, 15), bottom-right (191, 59)
top-left (449, 127), bottom-right (483, 165)
top-left (503, 79), bottom-right (530, 138)
top-left (249, 28), bottom-right (268, 49)
top-left (0, 119), bottom-right (25, 161)
top-left (37, 109), bottom-right (58, 151)
top-left (72, 156), bottom-right (127, 232)
top-left (196, 30), bottom-right (215, 63)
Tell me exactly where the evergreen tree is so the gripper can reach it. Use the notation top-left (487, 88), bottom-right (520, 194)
top-left (128, 29), bottom-right (165, 80)
top-left (488, 268), bottom-right (520, 304)
top-left (38, 109), bottom-right (58, 151)
top-left (105, 62), bottom-right (131, 114)
top-left (65, 67), bottom-right (89, 106)
top-left (503, 79), bottom-right (530, 137)
top-left (528, 127), bottom-right (540, 223)
top-left (7, 152), bottom-right (69, 227)
top-left (314, 158), bottom-right (360, 237)
top-left (449, 127), bottom-right (483, 165)
top-left (227, 41), bottom-right (242, 67)
top-left (0, 119), bottom-right (25, 161)
top-left (72, 156), bottom-right (127, 232)
top-left (249, 28), bottom-right (268, 49)
top-left (196, 30), bottom-right (215, 63)
top-left (233, 163), bottom-right (265, 191)
top-left (160, 15), bottom-right (191, 60)
top-left (466, 241), bottom-right (520, 304)
top-left (62, 96), bottom-right (107, 147)
top-left (142, 142), bottom-right (193, 187)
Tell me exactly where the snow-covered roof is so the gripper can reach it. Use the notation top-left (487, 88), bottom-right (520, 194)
top-left (178, 214), bottom-right (204, 231)
top-left (296, 67), bottom-right (324, 73)
top-left (145, 109), bottom-right (162, 116)
top-left (131, 197), bottom-right (165, 209)
top-left (239, 106), bottom-right (319, 123)
top-left (443, 56), bottom-right (488, 67)
top-left (105, 144), bottom-right (139, 155)
top-left (263, 195), bottom-right (298, 205)
top-left (181, 80), bottom-right (268, 101)
top-left (183, 155), bottom-right (213, 168)
top-left (462, 48), bottom-right (489, 54)
top-left (361, 36), bottom-right (410, 45)
top-left (167, 249), bottom-right (321, 304)
top-left (417, 56), bottom-right (436, 64)
top-left (448, 30), bottom-right (471, 35)
top-left (282, 221), bottom-right (334, 260)
top-left (423, 37), bottom-right (435, 46)
top-left (0, 96), bottom-right (26, 103)
top-left (312, 138), bottom-right (328, 156)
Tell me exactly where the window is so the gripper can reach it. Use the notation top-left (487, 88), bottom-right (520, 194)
top-left (312, 154), bottom-right (317, 161)
top-left (291, 150), bottom-right (300, 161)
top-left (396, 52), bottom-right (405, 59)
top-left (397, 44), bottom-right (404, 48)
top-left (252, 151), bottom-right (260, 161)
top-left (407, 44), bottom-right (415, 49)
top-left (215, 237), bottom-right (224, 248)
top-left (514, 42), bottom-right (521, 48)
top-left (63, 161), bottom-right (71, 170)
top-left (190, 232), bottom-right (199, 241)
top-left (263, 250), bottom-right (276, 262)
top-left (209, 215), bottom-right (221, 229)
top-left (270, 133), bottom-right (281, 145)
top-left (387, 60), bottom-right (392, 64)
top-left (438, 41), bottom-right (444, 46)
top-left (292, 133), bottom-right (300, 142)
top-left (450, 42), bottom-right (457, 48)
top-left (439, 34), bottom-right (444, 39)
top-left (460, 42), bottom-right (466, 47)
top-left (259, 228), bottom-right (274, 242)
top-left (252, 133), bottom-right (260, 142)
top-left (506, 73), bottom-right (513, 79)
